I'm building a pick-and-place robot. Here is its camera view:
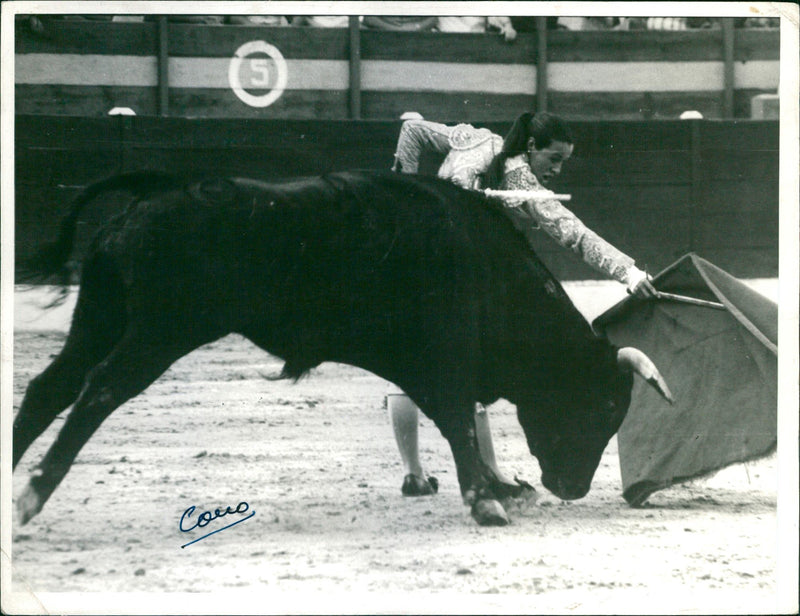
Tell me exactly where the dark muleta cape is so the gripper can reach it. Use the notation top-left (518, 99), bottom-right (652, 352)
top-left (594, 254), bottom-right (777, 506)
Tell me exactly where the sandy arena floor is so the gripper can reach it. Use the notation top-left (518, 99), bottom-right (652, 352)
top-left (5, 281), bottom-right (791, 615)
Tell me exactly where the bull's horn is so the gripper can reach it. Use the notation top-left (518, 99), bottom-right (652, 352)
top-left (617, 347), bottom-right (674, 405)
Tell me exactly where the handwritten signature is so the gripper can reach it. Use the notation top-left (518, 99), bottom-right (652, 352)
top-left (179, 501), bottom-right (255, 548)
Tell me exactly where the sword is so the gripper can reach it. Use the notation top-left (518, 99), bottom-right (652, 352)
top-left (484, 189), bottom-right (571, 202)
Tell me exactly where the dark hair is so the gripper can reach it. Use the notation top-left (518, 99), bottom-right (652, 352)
top-left (482, 112), bottom-right (573, 189)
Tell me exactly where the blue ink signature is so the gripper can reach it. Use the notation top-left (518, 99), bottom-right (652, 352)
top-left (180, 501), bottom-right (255, 548)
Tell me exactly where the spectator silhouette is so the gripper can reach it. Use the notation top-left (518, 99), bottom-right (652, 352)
top-left (735, 17), bottom-right (779, 28)
top-left (226, 16), bottom-right (290, 26)
top-left (291, 16), bottom-right (358, 28)
top-left (646, 17), bottom-right (687, 30)
top-left (559, 17), bottom-right (624, 30)
top-left (436, 16), bottom-right (517, 42)
top-left (363, 16), bottom-right (437, 31)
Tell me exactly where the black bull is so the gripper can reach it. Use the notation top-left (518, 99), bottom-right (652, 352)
top-left (14, 170), bottom-right (671, 527)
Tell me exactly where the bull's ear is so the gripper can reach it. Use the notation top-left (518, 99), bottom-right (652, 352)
top-left (616, 347), bottom-right (674, 405)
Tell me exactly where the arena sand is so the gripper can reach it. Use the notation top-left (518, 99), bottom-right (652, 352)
top-left (6, 281), bottom-right (788, 615)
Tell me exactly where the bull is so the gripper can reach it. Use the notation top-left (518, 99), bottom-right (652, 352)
top-left (13, 170), bottom-right (672, 527)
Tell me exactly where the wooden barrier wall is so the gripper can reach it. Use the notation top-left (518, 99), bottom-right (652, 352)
top-left (15, 18), bottom-right (780, 121)
top-left (14, 115), bottom-right (778, 281)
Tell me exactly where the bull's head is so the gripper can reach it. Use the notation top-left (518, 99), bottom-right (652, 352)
top-left (516, 346), bottom-right (672, 500)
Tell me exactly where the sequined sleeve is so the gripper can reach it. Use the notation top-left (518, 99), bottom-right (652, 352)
top-left (502, 163), bottom-right (636, 284)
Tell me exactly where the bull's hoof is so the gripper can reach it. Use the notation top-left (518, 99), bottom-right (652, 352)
top-left (16, 480), bottom-right (44, 526)
top-left (502, 483), bottom-right (539, 513)
top-left (401, 474), bottom-right (438, 497)
top-left (471, 499), bottom-right (509, 526)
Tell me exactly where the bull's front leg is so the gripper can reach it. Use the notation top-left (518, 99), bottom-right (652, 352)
top-left (473, 404), bottom-right (538, 504)
top-left (433, 410), bottom-right (511, 526)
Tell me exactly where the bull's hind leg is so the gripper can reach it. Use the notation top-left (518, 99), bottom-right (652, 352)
top-left (16, 328), bottom-right (197, 525)
top-left (14, 283), bottom-right (126, 469)
top-left (14, 354), bottom-right (97, 469)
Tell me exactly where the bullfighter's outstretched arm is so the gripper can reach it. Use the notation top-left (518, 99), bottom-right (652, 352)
top-left (501, 157), bottom-right (648, 291)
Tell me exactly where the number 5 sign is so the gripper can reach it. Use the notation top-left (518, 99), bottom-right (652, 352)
top-left (228, 41), bottom-right (288, 108)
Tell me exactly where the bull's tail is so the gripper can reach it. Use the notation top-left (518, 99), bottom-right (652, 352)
top-left (18, 171), bottom-right (182, 292)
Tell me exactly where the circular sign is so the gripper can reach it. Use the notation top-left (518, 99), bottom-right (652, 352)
top-left (228, 41), bottom-right (288, 108)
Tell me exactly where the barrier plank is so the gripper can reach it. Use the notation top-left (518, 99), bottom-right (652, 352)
top-left (549, 29), bottom-right (778, 62)
top-left (549, 92), bottom-right (727, 122)
top-left (695, 212), bottom-right (778, 248)
top-left (567, 120), bottom-right (693, 151)
top-left (559, 153), bottom-right (691, 185)
top-left (699, 152), bottom-right (780, 180)
top-left (697, 181), bottom-right (779, 212)
top-left (14, 20), bottom-right (780, 121)
top-left (13, 116), bottom-right (779, 279)
top-left (735, 28), bottom-right (782, 61)
top-left (14, 114), bottom-right (121, 145)
top-left (16, 20), bottom-right (779, 62)
top-left (119, 117), bottom-right (402, 150)
top-left (566, 185), bottom-right (691, 211)
top-left (15, 85), bottom-right (158, 117)
top-left (360, 92), bottom-right (535, 124)
top-left (15, 19), bottom-right (157, 54)
top-left (549, 30), bottom-right (726, 62)
top-left (167, 24), bottom-right (350, 59)
top-left (168, 89), bottom-right (349, 119)
top-left (360, 30), bottom-right (538, 63)
top-left (700, 120), bottom-right (779, 150)
top-left (16, 147), bottom-right (124, 184)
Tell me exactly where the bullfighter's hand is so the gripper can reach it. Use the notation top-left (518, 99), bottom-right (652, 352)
top-left (627, 267), bottom-right (658, 299)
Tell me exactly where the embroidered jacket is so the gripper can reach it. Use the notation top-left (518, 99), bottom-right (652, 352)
top-left (393, 119), bottom-right (637, 285)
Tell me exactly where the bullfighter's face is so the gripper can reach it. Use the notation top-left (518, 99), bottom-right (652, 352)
top-left (516, 370), bottom-right (634, 500)
top-left (527, 139), bottom-right (573, 186)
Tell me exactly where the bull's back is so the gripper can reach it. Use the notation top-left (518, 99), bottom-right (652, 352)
top-left (226, 171), bottom-right (511, 319)
top-left (204, 171), bottom-right (521, 301)
top-left (92, 170), bottom-right (572, 360)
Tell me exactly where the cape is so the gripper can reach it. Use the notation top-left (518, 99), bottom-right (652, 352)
top-left (594, 253), bottom-right (777, 505)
